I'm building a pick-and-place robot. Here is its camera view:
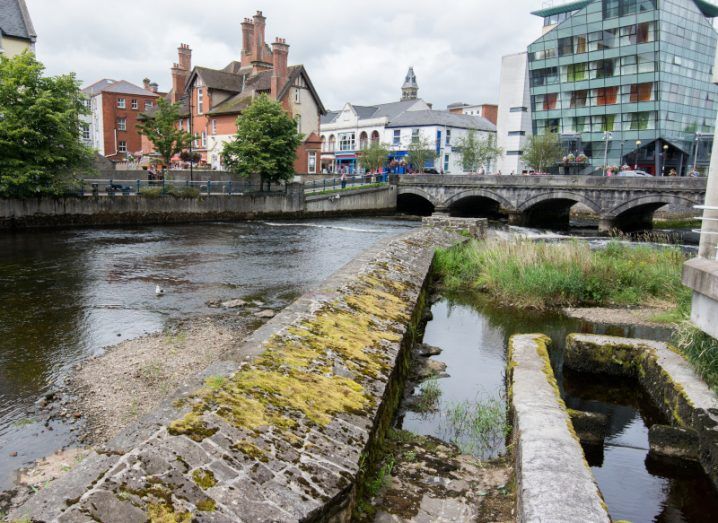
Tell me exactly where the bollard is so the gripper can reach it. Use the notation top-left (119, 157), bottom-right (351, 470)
top-left (207, 180), bottom-right (211, 196)
top-left (228, 181), bottom-right (232, 195)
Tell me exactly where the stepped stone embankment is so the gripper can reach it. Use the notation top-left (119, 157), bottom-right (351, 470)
top-left (10, 228), bottom-right (457, 522)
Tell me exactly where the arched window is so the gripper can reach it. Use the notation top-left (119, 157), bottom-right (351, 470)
top-left (359, 131), bottom-right (368, 149)
top-left (371, 130), bottom-right (380, 144)
top-left (328, 135), bottom-right (336, 152)
top-left (320, 135), bottom-right (326, 152)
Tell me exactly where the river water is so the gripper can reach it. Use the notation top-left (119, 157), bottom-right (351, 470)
top-left (0, 218), bottom-right (416, 491)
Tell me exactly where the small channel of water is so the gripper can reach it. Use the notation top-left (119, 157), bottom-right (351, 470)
top-left (398, 290), bottom-right (717, 522)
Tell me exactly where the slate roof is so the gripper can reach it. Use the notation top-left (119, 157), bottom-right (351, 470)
top-left (321, 99), bottom-right (428, 125)
top-left (194, 66), bottom-right (247, 93)
top-left (0, 0), bottom-right (35, 41)
top-left (386, 110), bottom-right (496, 132)
top-left (82, 79), bottom-right (158, 98)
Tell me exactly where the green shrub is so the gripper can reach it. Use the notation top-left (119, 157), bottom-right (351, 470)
top-left (673, 321), bottom-right (718, 393)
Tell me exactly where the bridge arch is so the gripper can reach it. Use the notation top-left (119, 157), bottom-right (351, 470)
top-left (603, 194), bottom-right (702, 232)
top-left (443, 189), bottom-right (515, 218)
top-left (396, 187), bottom-right (437, 216)
top-left (515, 191), bottom-right (602, 229)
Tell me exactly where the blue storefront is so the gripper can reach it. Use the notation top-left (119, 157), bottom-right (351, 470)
top-left (335, 153), bottom-right (357, 174)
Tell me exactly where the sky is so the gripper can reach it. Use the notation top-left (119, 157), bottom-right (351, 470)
top-left (28, 0), bottom-right (545, 110)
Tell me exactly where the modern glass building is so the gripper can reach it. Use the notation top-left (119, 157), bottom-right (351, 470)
top-left (527, 0), bottom-right (718, 175)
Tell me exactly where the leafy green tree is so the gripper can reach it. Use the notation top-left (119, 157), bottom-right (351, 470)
top-left (456, 130), bottom-right (503, 173)
top-left (522, 133), bottom-right (563, 173)
top-left (358, 141), bottom-right (390, 172)
top-left (221, 94), bottom-right (302, 190)
top-left (407, 136), bottom-right (436, 173)
top-left (0, 52), bottom-right (93, 197)
top-left (137, 98), bottom-right (194, 168)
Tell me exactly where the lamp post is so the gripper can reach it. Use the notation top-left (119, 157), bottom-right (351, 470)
top-left (662, 144), bottom-right (669, 177)
top-left (181, 93), bottom-right (194, 182)
top-left (634, 140), bottom-right (641, 170)
top-left (603, 131), bottom-right (613, 176)
top-left (692, 134), bottom-right (700, 176)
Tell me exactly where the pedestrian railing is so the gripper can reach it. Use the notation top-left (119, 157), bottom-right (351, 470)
top-left (67, 179), bottom-right (287, 197)
top-left (303, 174), bottom-right (390, 193)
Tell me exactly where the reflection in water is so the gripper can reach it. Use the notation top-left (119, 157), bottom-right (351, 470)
top-left (0, 218), bottom-right (415, 490)
top-left (399, 290), bottom-right (716, 522)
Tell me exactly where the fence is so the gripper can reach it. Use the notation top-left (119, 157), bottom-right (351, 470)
top-left (74, 178), bottom-right (286, 197)
top-left (303, 174), bottom-right (390, 193)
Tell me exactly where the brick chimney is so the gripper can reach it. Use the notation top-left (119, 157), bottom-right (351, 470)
top-left (149, 82), bottom-right (159, 93)
top-left (143, 78), bottom-right (151, 90)
top-left (241, 18), bottom-right (255, 67)
top-left (271, 38), bottom-right (289, 99)
top-left (171, 44), bottom-right (192, 103)
top-left (253, 11), bottom-right (267, 63)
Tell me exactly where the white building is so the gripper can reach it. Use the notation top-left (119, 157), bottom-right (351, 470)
top-left (496, 52), bottom-right (533, 175)
top-left (320, 68), bottom-right (497, 173)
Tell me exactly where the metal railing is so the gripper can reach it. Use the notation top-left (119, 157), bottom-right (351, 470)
top-left (68, 179), bottom-right (287, 197)
top-left (303, 174), bottom-right (390, 193)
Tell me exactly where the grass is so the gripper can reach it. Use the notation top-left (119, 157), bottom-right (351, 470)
top-left (413, 377), bottom-right (442, 413)
top-left (672, 320), bottom-right (718, 393)
top-left (435, 238), bottom-right (690, 312)
top-left (652, 217), bottom-right (702, 230)
top-left (439, 396), bottom-right (509, 457)
top-left (308, 182), bottom-right (387, 196)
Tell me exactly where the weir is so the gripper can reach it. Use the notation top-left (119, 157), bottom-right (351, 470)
top-left (9, 228), bottom-right (458, 522)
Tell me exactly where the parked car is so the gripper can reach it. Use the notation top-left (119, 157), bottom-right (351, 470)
top-left (616, 170), bottom-right (652, 177)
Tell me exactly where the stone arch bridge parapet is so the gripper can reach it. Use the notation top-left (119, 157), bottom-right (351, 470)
top-left (395, 175), bottom-right (706, 231)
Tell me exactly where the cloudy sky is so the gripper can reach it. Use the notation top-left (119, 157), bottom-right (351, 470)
top-left (29, 0), bottom-right (544, 110)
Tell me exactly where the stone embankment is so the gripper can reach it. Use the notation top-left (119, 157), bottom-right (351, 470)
top-left (10, 228), bottom-right (457, 522)
top-left (508, 334), bottom-right (610, 523)
top-left (565, 334), bottom-right (718, 489)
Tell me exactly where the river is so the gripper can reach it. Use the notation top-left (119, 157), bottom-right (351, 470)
top-left (0, 217), bottom-right (417, 491)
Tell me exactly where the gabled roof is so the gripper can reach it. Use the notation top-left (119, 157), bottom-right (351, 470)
top-left (531, 0), bottom-right (718, 18)
top-left (82, 79), bottom-right (158, 97)
top-left (82, 78), bottom-right (115, 96)
top-left (386, 110), bottom-right (496, 132)
top-left (321, 99), bottom-right (429, 126)
top-left (0, 0), bottom-right (36, 41)
top-left (193, 66), bottom-right (247, 93)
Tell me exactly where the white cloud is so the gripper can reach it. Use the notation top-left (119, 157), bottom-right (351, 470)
top-left (28, 0), bottom-right (543, 110)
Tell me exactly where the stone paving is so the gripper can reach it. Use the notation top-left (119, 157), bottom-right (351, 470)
top-left (10, 228), bottom-right (457, 522)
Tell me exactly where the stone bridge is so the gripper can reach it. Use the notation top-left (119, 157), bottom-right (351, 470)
top-left (396, 175), bottom-right (707, 231)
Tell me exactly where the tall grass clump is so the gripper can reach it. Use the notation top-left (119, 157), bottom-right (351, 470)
top-left (435, 238), bottom-right (689, 310)
top-left (673, 321), bottom-right (718, 393)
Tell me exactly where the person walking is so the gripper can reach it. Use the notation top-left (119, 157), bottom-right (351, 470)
top-left (340, 171), bottom-right (347, 189)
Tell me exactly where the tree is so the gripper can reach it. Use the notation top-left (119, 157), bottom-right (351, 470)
top-left (137, 98), bottom-right (194, 168)
top-left (406, 136), bottom-right (436, 173)
top-left (221, 94), bottom-right (302, 190)
top-left (0, 52), bottom-right (93, 197)
top-left (522, 133), bottom-right (563, 173)
top-left (456, 130), bottom-right (503, 173)
top-left (358, 141), bottom-right (390, 172)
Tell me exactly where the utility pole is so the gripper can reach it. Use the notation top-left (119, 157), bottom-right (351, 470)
top-left (603, 131), bottom-right (612, 176)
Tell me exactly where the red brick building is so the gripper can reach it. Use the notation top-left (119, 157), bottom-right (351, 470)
top-left (147, 11), bottom-right (325, 173)
top-left (81, 79), bottom-right (160, 161)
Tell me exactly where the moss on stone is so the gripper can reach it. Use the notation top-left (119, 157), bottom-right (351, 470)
top-left (231, 440), bottom-right (269, 463)
top-left (195, 498), bottom-right (216, 512)
top-left (147, 503), bottom-right (191, 523)
top-left (191, 468), bottom-right (217, 490)
top-left (167, 412), bottom-right (218, 442)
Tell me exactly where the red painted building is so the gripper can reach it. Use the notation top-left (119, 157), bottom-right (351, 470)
top-left (82, 79), bottom-right (160, 161)
top-left (146, 11), bottom-right (325, 173)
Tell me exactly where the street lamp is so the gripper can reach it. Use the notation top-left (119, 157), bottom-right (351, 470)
top-left (662, 144), bottom-right (669, 176)
top-left (692, 134), bottom-right (701, 176)
top-left (634, 140), bottom-right (641, 170)
top-left (180, 93), bottom-right (194, 182)
top-left (603, 131), bottom-right (613, 176)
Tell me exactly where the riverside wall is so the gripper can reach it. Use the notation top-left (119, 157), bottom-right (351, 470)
top-left (10, 228), bottom-right (458, 522)
top-left (0, 185), bottom-right (398, 230)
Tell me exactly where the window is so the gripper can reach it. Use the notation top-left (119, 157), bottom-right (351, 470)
top-left (329, 135), bottom-right (336, 151)
top-left (81, 123), bottom-right (90, 141)
top-left (411, 129), bottom-right (420, 143)
top-left (118, 140), bottom-right (127, 153)
top-left (637, 53), bottom-right (655, 73)
top-left (117, 97), bottom-right (126, 109)
top-left (393, 130), bottom-right (401, 145)
top-left (117, 117), bottom-right (127, 131)
top-left (623, 111), bottom-right (655, 131)
top-left (211, 119), bottom-right (217, 135)
top-left (131, 99), bottom-right (138, 110)
top-left (507, 150), bottom-right (523, 156)
top-left (443, 154), bottom-right (449, 172)
top-left (543, 93), bottom-right (558, 111)
top-left (144, 101), bottom-right (153, 110)
top-left (595, 87), bottom-right (618, 106)
top-left (570, 90), bottom-right (588, 108)
top-left (308, 151), bottom-right (317, 174)
top-left (508, 131), bottom-right (526, 136)
top-left (592, 59), bottom-right (615, 79)
top-left (83, 98), bottom-right (91, 109)
top-left (626, 82), bottom-right (654, 103)
top-left (530, 67), bottom-right (558, 87)
top-left (588, 29), bottom-right (617, 51)
top-left (510, 106), bottom-right (528, 113)
top-left (339, 132), bottom-right (355, 151)
top-left (446, 129), bottom-right (451, 146)
top-left (535, 118), bottom-right (559, 135)
top-left (591, 114), bottom-right (616, 132)
top-left (566, 63), bottom-right (587, 82)
top-left (296, 115), bottom-right (302, 133)
top-left (294, 88), bottom-right (301, 104)
top-left (197, 88), bottom-right (204, 114)
top-left (201, 131), bottom-right (207, 147)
